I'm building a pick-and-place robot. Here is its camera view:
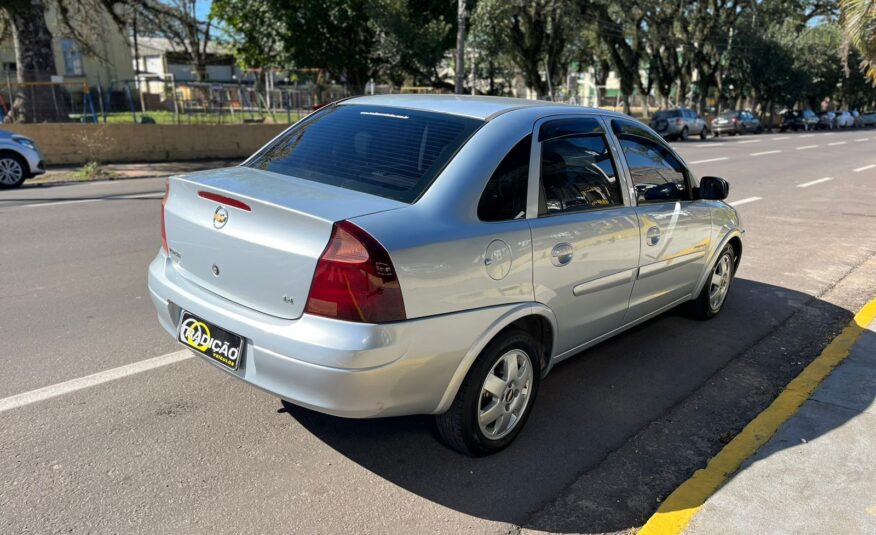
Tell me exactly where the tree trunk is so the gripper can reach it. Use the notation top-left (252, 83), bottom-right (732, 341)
top-left (454, 0), bottom-right (467, 94)
top-left (9, 0), bottom-right (70, 123)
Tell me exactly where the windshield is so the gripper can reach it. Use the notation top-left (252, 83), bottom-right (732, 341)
top-left (247, 104), bottom-right (483, 203)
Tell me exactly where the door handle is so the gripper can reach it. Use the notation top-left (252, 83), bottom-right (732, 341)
top-left (646, 226), bottom-right (661, 246)
top-left (551, 243), bottom-right (573, 267)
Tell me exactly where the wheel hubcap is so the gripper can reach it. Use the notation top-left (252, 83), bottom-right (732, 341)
top-left (0, 158), bottom-right (24, 185)
top-left (709, 253), bottom-right (732, 311)
top-left (478, 349), bottom-right (533, 440)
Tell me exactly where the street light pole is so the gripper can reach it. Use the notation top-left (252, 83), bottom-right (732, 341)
top-left (454, 0), bottom-right (467, 94)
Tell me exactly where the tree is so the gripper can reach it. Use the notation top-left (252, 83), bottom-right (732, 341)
top-left (841, 0), bottom-right (876, 82)
top-left (133, 0), bottom-right (214, 82)
top-left (211, 0), bottom-right (286, 70)
top-left (591, 0), bottom-right (649, 114)
top-left (2, 0), bottom-right (69, 122)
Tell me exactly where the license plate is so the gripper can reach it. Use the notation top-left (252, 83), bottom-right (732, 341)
top-left (177, 311), bottom-right (244, 370)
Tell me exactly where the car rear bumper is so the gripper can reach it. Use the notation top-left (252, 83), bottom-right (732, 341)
top-left (148, 253), bottom-right (520, 418)
top-left (712, 124), bottom-right (738, 134)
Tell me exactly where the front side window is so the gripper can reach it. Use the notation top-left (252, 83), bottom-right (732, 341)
top-left (62, 38), bottom-right (83, 76)
top-left (539, 122), bottom-right (623, 215)
top-left (612, 119), bottom-right (689, 203)
top-left (478, 135), bottom-right (531, 221)
top-left (248, 105), bottom-right (482, 203)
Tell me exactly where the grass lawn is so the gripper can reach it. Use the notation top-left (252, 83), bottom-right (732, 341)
top-left (70, 110), bottom-right (305, 125)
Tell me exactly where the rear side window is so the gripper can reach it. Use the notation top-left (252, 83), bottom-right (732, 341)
top-left (478, 135), bottom-right (531, 221)
top-left (611, 119), bottom-right (690, 203)
top-left (247, 105), bottom-right (482, 203)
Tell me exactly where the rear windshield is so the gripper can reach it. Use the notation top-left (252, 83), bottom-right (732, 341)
top-left (246, 104), bottom-right (483, 203)
top-left (718, 112), bottom-right (737, 119)
top-left (653, 110), bottom-right (680, 119)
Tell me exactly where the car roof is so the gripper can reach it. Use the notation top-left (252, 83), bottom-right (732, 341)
top-left (342, 94), bottom-right (626, 121)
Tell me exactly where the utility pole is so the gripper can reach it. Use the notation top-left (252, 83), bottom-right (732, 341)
top-left (454, 0), bottom-right (467, 94)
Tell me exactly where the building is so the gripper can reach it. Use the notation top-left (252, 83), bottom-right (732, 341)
top-left (132, 37), bottom-right (254, 94)
top-left (0, 5), bottom-right (135, 90)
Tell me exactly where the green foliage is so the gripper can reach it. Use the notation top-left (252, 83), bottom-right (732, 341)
top-left (841, 0), bottom-right (876, 82)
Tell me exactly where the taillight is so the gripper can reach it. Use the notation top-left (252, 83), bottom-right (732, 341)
top-left (160, 181), bottom-right (169, 254)
top-left (305, 221), bottom-right (406, 323)
top-left (732, 117), bottom-right (738, 123)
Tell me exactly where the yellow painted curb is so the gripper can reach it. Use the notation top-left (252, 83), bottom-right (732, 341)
top-left (638, 297), bottom-right (876, 535)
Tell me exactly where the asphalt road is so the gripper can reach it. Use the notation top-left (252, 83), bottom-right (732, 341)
top-left (2, 127), bottom-right (875, 534)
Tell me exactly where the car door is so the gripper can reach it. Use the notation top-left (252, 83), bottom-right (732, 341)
top-left (607, 118), bottom-right (712, 321)
top-left (528, 116), bottom-right (641, 356)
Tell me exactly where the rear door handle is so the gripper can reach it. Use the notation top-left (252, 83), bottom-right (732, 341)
top-left (551, 243), bottom-right (573, 266)
top-left (646, 226), bottom-right (661, 246)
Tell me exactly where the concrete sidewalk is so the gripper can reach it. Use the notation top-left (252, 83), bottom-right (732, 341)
top-left (684, 319), bottom-right (876, 534)
top-left (27, 159), bottom-right (237, 186)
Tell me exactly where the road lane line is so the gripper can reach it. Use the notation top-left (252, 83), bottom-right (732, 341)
top-left (729, 197), bottom-right (762, 206)
top-left (828, 141), bottom-right (847, 146)
top-left (796, 145), bottom-right (818, 150)
top-left (0, 350), bottom-right (194, 414)
top-left (688, 157), bottom-right (729, 164)
top-left (800, 134), bottom-right (816, 138)
top-left (797, 177), bottom-right (833, 188)
top-left (853, 164), bottom-right (876, 172)
top-left (22, 199), bottom-right (101, 208)
top-left (750, 150), bottom-right (781, 156)
top-left (855, 138), bottom-right (869, 142)
top-left (638, 297), bottom-right (876, 535)
top-left (694, 143), bottom-right (713, 148)
top-left (770, 136), bottom-right (789, 140)
top-left (737, 139), bottom-right (761, 144)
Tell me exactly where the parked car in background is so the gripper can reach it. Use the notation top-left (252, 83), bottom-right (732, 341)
top-left (835, 111), bottom-right (855, 128)
top-left (650, 108), bottom-right (710, 140)
top-left (816, 111), bottom-right (836, 129)
top-left (860, 111), bottom-right (876, 127)
top-left (711, 110), bottom-right (762, 136)
top-left (779, 110), bottom-right (818, 132)
top-left (0, 130), bottom-right (45, 189)
top-left (149, 95), bottom-right (743, 456)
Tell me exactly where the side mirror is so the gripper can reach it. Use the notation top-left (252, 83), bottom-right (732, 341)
top-left (699, 176), bottom-right (730, 200)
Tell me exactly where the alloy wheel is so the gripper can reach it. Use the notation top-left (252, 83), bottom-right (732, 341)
top-left (477, 349), bottom-right (533, 440)
top-left (0, 157), bottom-right (24, 186)
top-left (709, 253), bottom-right (732, 311)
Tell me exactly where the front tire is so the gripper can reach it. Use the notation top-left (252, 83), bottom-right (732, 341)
top-left (436, 328), bottom-right (541, 456)
top-left (0, 154), bottom-right (27, 189)
top-left (679, 127), bottom-right (689, 141)
top-left (688, 244), bottom-right (735, 320)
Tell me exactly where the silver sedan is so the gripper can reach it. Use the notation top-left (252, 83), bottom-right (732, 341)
top-left (148, 95), bottom-right (743, 456)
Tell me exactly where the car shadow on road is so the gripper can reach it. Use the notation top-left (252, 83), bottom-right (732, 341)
top-left (282, 278), bottom-right (867, 533)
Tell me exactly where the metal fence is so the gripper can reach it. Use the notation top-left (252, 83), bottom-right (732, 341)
top-left (0, 70), bottom-right (445, 125)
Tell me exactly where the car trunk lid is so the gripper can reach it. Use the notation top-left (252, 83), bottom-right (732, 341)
top-left (163, 166), bottom-right (406, 320)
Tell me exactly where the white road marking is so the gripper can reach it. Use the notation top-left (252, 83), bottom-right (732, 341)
top-left (828, 141), bottom-right (847, 146)
top-left (771, 136), bottom-right (789, 140)
top-left (22, 198), bottom-right (101, 208)
top-left (797, 177), bottom-right (834, 188)
top-left (853, 164), bottom-right (876, 172)
top-left (737, 139), bottom-right (761, 144)
top-left (796, 145), bottom-right (818, 150)
top-left (688, 157), bottom-right (729, 164)
top-left (729, 197), bottom-right (762, 207)
top-left (695, 143), bottom-right (713, 147)
top-left (855, 138), bottom-right (869, 142)
top-left (800, 134), bottom-right (816, 138)
top-left (0, 350), bottom-right (194, 414)
top-left (751, 150), bottom-right (781, 156)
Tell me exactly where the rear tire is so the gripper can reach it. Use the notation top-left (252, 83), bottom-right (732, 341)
top-left (688, 244), bottom-right (736, 320)
top-left (700, 127), bottom-right (709, 140)
top-left (436, 328), bottom-right (541, 456)
top-left (0, 153), bottom-right (27, 189)
top-left (679, 127), bottom-right (689, 141)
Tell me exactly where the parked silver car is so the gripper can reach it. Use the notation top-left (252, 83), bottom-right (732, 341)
top-left (0, 130), bottom-right (46, 188)
top-left (650, 108), bottom-right (710, 140)
top-left (148, 95), bottom-right (744, 455)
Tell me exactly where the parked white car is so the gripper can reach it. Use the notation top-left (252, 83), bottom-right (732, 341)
top-left (860, 111), bottom-right (876, 127)
top-left (0, 130), bottom-right (45, 188)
